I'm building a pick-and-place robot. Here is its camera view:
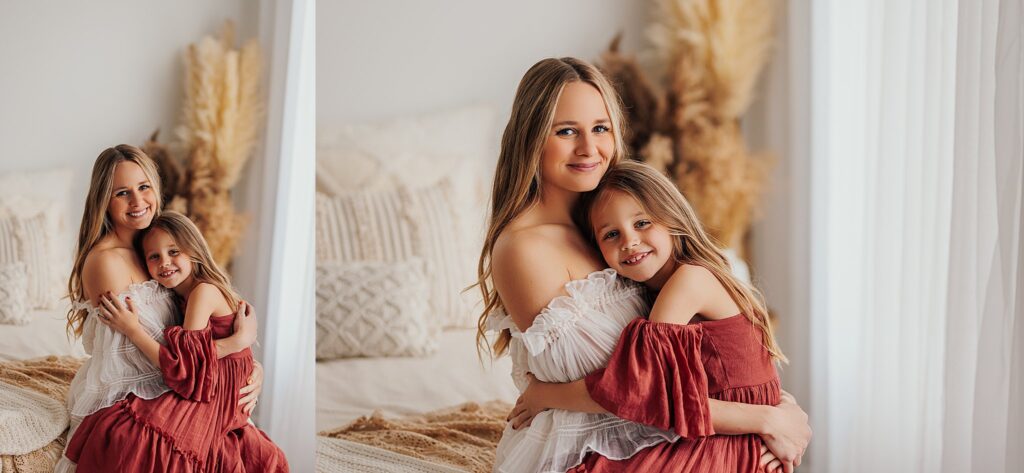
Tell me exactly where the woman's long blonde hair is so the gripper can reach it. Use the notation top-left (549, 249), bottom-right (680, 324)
top-left (475, 57), bottom-right (628, 358)
top-left (137, 211), bottom-right (241, 310)
top-left (67, 145), bottom-right (163, 337)
top-left (578, 161), bottom-right (787, 362)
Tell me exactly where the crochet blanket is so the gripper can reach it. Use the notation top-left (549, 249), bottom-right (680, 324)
top-left (0, 356), bottom-right (83, 473)
top-left (319, 401), bottom-right (511, 473)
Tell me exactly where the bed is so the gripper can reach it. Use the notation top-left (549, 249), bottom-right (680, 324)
top-left (315, 106), bottom-right (521, 471)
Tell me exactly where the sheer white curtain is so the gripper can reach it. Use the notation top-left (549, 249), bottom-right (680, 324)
top-left (810, 0), bottom-right (1022, 471)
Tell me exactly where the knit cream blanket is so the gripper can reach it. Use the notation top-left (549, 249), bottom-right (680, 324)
top-left (319, 401), bottom-right (512, 473)
top-left (0, 356), bottom-right (83, 473)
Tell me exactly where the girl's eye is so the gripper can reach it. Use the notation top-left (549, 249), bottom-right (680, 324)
top-left (169, 249), bottom-right (179, 256)
top-left (148, 254), bottom-right (158, 261)
top-left (593, 125), bottom-right (610, 133)
top-left (602, 230), bottom-right (619, 240)
top-left (555, 128), bottom-right (577, 137)
top-left (635, 220), bottom-right (651, 229)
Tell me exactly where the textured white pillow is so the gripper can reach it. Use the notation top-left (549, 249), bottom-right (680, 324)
top-left (316, 181), bottom-right (475, 328)
top-left (316, 260), bottom-right (435, 359)
top-left (0, 207), bottom-right (65, 310)
top-left (0, 262), bottom-right (29, 325)
top-left (316, 105), bottom-right (498, 323)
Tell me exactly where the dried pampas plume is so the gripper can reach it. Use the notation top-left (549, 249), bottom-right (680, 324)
top-left (645, 0), bottom-right (775, 248)
top-left (171, 20), bottom-right (264, 267)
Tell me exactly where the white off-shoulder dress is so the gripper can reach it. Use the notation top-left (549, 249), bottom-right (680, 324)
top-left (489, 269), bottom-right (678, 473)
top-left (55, 280), bottom-right (179, 473)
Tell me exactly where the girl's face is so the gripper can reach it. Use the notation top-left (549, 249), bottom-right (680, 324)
top-left (143, 228), bottom-right (193, 290)
top-left (107, 161), bottom-right (157, 231)
top-left (539, 81), bottom-right (614, 194)
top-left (591, 190), bottom-right (677, 289)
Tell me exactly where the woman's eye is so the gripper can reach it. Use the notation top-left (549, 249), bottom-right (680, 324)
top-left (593, 125), bottom-right (610, 133)
top-left (139, 184), bottom-right (151, 191)
top-left (115, 190), bottom-right (128, 197)
top-left (555, 128), bottom-right (577, 137)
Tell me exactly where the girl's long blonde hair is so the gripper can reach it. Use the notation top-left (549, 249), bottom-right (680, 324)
top-left (67, 145), bottom-right (163, 337)
top-left (475, 57), bottom-right (628, 358)
top-left (578, 161), bottom-right (787, 362)
top-left (137, 211), bottom-right (241, 311)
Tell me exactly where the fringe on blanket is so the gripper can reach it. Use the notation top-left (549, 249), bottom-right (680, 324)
top-left (319, 400), bottom-right (512, 473)
top-left (0, 356), bottom-right (84, 473)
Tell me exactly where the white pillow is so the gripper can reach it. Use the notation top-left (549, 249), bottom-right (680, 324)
top-left (316, 105), bottom-right (498, 314)
top-left (0, 262), bottom-right (29, 325)
top-left (316, 181), bottom-right (476, 328)
top-left (0, 207), bottom-right (65, 310)
top-left (316, 259), bottom-right (435, 359)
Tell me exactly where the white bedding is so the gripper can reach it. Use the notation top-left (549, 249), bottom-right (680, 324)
top-left (0, 309), bottom-right (85, 362)
top-left (316, 328), bottom-right (518, 431)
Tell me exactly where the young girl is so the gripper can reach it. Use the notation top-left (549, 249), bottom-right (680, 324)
top-left (65, 211), bottom-right (288, 472)
top-left (508, 160), bottom-right (795, 472)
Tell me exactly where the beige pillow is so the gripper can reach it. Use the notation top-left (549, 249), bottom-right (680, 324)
top-left (316, 260), bottom-right (435, 359)
top-left (316, 180), bottom-right (475, 328)
top-left (0, 262), bottom-right (29, 325)
top-left (0, 208), bottom-right (64, 310)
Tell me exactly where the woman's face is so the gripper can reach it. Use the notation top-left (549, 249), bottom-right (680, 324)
top-left (539, 81), bottom-right (614, 194)
top-left (591, 190), bottom-right (676, 289)
top-left (107, 161), bottom-right (157, 231)
top-left (142, 228), bottom-right (193, 289)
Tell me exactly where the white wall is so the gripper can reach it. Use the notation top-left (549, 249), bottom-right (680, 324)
top-left (0, 0), bottom-right (257, 222)
top-left (318, 0), bottom-right (651, 128)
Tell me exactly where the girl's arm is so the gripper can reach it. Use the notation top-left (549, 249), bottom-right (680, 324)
top-left (214, 301), bottom-right (258, 356)
top-left (98, 285), bottom-right (253, 361)
top-left (511, 375), bottom-right (784, 435)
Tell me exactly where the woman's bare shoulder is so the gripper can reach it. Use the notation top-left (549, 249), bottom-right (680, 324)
top-left (81, 247), bottom-right (139, 303)
top-left (491, 224), bottom-right (578, 331)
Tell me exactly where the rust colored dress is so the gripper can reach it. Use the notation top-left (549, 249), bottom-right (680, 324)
top-left (570, 315), bottom-right (781, 472)
top-left (64, 314), bottom-right (289, 472)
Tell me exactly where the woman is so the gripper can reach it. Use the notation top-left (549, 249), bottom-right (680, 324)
top-left (476, 58), bottom-right (811, 472)
top-left (56, 145), bottom-right (264, 471)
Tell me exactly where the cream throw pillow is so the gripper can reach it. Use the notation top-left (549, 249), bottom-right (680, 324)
top-left (316, 181), bottom-right (473, 328)
top-left (0, 262), bottom-right (29, 325)
top-left (316, 260), bottom-right (435, 359)
top-left (0, 209), bottom-right (63, 310)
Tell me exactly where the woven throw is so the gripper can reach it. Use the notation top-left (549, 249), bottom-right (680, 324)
top-left (317, 437), bottom-right (465, 473)
top-left (320, 400), bottom-right (511, 473)
top-left (0, 379), bottom-right (66, 455)
top-left (0, 356), bottom-right (84, 472)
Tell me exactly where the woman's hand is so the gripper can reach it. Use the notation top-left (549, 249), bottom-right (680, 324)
top-left (233, 301), bottom-right (258, 348)
top-left (760, 443), bottom-right (784, 472)
top-left (508, 373), bottom-right (548, 430)
top-left (760, 390), bottom-right (810, 472)
top-left (238, 360), bottom-right (263, 416)
top-left (96, 292), bottom-right (143, 338)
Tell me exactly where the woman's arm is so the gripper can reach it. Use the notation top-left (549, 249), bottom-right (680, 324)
top-left (491, 231), bottom-right (576, 332)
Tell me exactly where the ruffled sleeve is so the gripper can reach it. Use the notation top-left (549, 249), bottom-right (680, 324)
top-left (159, 325), bottom-right (218, 401)
top-left (584, 318), bottom-right (714, 438)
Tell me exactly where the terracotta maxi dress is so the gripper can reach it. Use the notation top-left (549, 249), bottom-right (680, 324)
top-left (572, 313), bottom-right (781, 472)
top-left (64, 308), bottom-right (288, 472)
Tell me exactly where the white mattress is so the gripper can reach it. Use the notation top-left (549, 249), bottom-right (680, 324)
top-left (316, 328), bottom-right (518, 431)
top-left (0, 309), bottom-right (86, 362)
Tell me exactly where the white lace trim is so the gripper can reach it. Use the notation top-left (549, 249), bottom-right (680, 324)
top-left (63, 280), bottom-right (178, 450)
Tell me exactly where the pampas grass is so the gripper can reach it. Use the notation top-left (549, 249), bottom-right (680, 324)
top-left (171, 21), bottom-right (263, 267)
top-left (645, 0), bottom-right (775, 248)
